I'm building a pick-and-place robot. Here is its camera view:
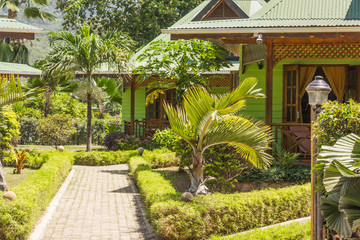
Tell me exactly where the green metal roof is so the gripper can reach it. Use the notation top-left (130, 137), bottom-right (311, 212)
top-left (0, 62), bottom-right (42, 76)
top-left (0, 18), bottom-right (42, 33)
top-left (166, 0), bottom-right (360, 30)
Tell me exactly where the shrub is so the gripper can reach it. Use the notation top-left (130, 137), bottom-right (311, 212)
top-left (204, 145), bottom-right (248, 193)
top-left (113, 134), bottom-right (157, 151)
top-left (19, 117), bottom-right (39, 145)
top-left (0, 151), bottom-right (73, 240)
top-left (0, 106), bottom-right (20, 162)
top-left (142, 149), bottom-right (179, 168)
top-left (73, 150), bottom-right (137, 166)
top-left (272, 142), bottom-right (300, 168)
top-left (210, 220), bottom-right (310, 240)
top-left (314, 100), bottom-right (360, 146)
top-left (130, 156), bottom-right (311, 240)
top-left (103, 132), bottom-right (124, 150)
top-left (37, 114), bottom-right (77, 148)
top-left (237, 166), bottom-right (311, 185)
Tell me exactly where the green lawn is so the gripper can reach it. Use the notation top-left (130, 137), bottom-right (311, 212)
top-left (3, 167), bottom-right (37, 189)
top-left (153, 166), bottom-right (190, 192)
top-left (17, 145), bottom-right (105, 152)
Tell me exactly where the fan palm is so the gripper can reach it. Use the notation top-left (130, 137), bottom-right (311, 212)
top-left (46, 24), bottom-right (132, 152)
top-left (316, 134), bottom-right (360, 238)
top-left (164, 77), bottom-right (273, 193)
top-left (0, 0), bottom-right (56, 21)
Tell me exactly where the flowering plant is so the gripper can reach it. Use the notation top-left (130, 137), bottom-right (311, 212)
top-left (113, 134), bottom-right (157, 150)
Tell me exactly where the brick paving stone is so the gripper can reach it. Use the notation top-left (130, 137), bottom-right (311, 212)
top-left (40, 165), bottom-right (154, 240)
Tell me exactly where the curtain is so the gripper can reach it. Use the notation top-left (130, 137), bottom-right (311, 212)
top-left (322, 66), bottom-right (348, 102)
top-left (299, 66), bottom-right (317, 98)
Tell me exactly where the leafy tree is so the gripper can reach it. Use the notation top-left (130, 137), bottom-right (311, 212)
top-left (317, 134), bottom-right (360, 239)
top-left (0, 0), bottom-right (56, 20)
top-left (46, 24), bottom-right (132, 152)
top-left (135, 39), bottom-right (232, 104)
top-left (37, 114), bottom-right (76, 148)
top-left (163, 78), bottom-right (272, 193)
top-left (56, 0), bottom-right (203, 47)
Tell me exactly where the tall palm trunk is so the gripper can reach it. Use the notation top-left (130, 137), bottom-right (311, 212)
top-left (86, 92), bottom-right (92, 152)
top-left (187, 152), bottom-right (205, 193)
top-left (98, 102), bottom-right (104, 119)
top-left (44, 89), bottom-right (51, 117)
top-left (0, 161), bottom-right (8, 191)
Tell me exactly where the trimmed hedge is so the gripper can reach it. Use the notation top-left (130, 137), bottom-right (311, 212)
top-left (129, 156), bottom-right (311, 240)
top-left (210, 220), bottom-right (310, 240)
top-left (74, 150), bottom-right (137, 166)
top-left (0, 151), bottom-right (74, 240)
top-left (142, 148), bottom-right (179, 168)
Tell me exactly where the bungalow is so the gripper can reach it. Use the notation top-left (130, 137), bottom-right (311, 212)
top-left (126, 0), bottom-right (360, 158)
top-left (0, 17), bottom-right (42, 77)
top-left (121, 0), bottom-right (267, 138)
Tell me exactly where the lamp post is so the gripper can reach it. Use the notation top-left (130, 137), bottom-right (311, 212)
top-left (306, 76), bottom-right (331, 240)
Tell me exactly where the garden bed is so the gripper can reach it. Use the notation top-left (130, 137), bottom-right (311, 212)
top-left (3, 167), bottom-right (37, 188)
top-left (129, 155), bottom-right (311, 240)
top-left (0, 151), bottom-right (74, 240)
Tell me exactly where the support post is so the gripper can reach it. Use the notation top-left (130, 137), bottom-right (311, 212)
top-left (311, 105), bottom-right (323, 240)
top-left (130, 78), bottom-right (135, 135)
top-left (265, 38), bottom-right (273, 126)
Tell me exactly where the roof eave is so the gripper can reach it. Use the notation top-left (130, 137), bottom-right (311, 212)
top-left (0, 28), bottom-right (43, 34)
top-left (163, 26), bottom-right (360, 35)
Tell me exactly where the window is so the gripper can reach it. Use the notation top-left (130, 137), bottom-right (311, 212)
top-left (283, 65), bottom-right (299, 123)
top-left (146, 89), bottom-right (176, 120)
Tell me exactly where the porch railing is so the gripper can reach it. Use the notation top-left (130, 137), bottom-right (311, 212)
top-left (124, 120), bottom-right (170, 139)
top-left (271, 123), bottom-right (311, 159)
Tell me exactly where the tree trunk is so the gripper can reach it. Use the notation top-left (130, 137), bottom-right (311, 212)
top-left (86, 92), bottom-right (92, 152)
top-left (7, 9), bottom-right (18, 19)
top-left (44, 89), bottom-right (51, 117)
top-left (187, 152), bottom-right (205, 193)
top-left (98, 103), bottom-right (104, 119)
top-left (0, 161), bottom-right (8, 191)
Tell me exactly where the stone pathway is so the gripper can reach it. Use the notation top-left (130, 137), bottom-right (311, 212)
top-left (32, 165), bottom-right (155, 240)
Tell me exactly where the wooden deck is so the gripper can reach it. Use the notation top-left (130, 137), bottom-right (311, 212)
top-left (124, 120), bottom-right (170, 138)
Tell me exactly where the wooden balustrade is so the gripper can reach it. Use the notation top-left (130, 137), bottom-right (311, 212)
top-left (271, 123), bottom-right (311, 159)
top-left (124, 120), bottom-right (170, 139)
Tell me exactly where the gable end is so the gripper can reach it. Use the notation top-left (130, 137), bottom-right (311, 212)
top-left (192, 0), bottom-right (248, 21)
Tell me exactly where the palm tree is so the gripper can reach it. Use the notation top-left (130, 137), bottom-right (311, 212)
top-left (46, 25), bottom-right (132, 152)
top-left (0, 0), bottom-right (56, 21)
top-left (316, 134), bottom-right (360, 239)
top-left (164, 77), bottom-right (273, 193)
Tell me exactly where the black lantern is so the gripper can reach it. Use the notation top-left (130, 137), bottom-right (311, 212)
top-left (305, 76), bottom-right (332, 106)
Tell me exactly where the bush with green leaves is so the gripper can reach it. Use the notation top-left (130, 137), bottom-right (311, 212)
top-left (113, 134), bottom-right (157, 151)
top-left (153, 128), bottom-right (182, 152)
top-left (142, 149), bottom-right (179, 168)
top-left (237, 166), bottom-right (310, 185)
top-left (0, 151), bottom-right (73, 240)
top-left (204, 145), bottom-right (248, 193)
top-left (19, 117), bottom-right (39, 145)
top-left (73, 150), bottom-right (137, 166)
top-left (210, 220), bottom-right (310, 240)
top-left (272, 142), bottom-right (300, 168)
top-left (129, 156), bottom-right (311, 240)
top-left (314, 100), bottom-right (360, 146)
top-left (0, 106), bottom-right (20, 162)
top-left (37, 114), bottom-right (77, 148)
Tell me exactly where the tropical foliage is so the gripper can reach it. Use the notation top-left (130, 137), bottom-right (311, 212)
top-left (135, 39), bottom-right (232, 103)
top-left (316, 134), bottom-right (360, 239)
top-left (13, 149), bottom-right (26, 174)
top-left (45, 24), bottom-right (133, 151)
top-left (164, 77), bottom-right (273, 193)
top-left (56, 0), bottom-right (203, 48)
top-left (0, 41), bottom-right (29, 64)
top-left (0, 0), bottom-right (57, 20)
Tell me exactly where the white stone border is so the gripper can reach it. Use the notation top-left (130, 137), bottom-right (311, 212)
top-left (224, 216), bottom-right (311, 238)
top-left (28, 169), bottom-right (75, 240)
